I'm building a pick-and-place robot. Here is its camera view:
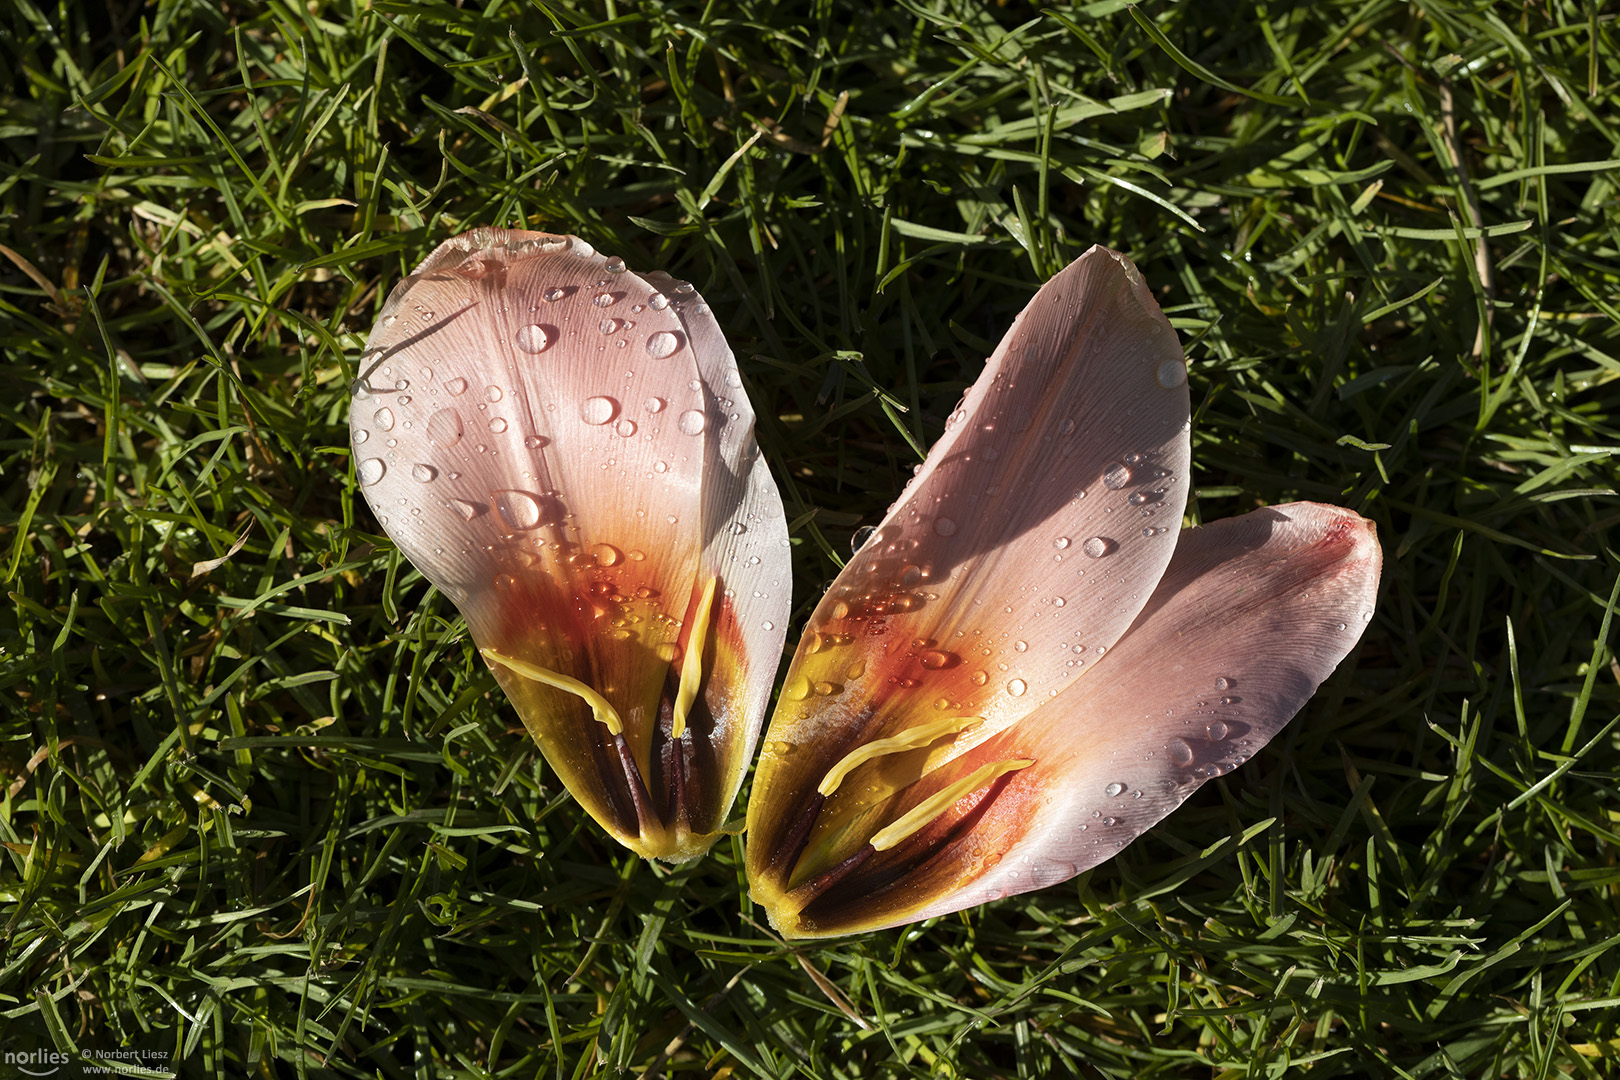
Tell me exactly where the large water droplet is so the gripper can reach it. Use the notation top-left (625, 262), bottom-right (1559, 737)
top-left (919, 650), bottom-right (950, 670)
top-left (593, 543), bottom-right (621, 566)
top-left (494, 490), bottom-right (543, 530)
top-left (1103, 462), bottom-right (1131, 489)
top-left (353, 428), bottom-right (369, 444)
top-left (934, 517), bottom-right (958, 537)
top-left (411, 462), bottom-right (437, 483)
top-left (486, 385), bottom-right (504, 402)
top-left (1157, 358), bottom-right (1187, 388)
top-left (644, 396), bottom-right (666, 414)
top-left (426, 409), bottom-right (463, 448)
top-left (451, 499), bottom-right (479, 521)
top-left (598, 318), bottom-right (622, 335)
top-left (373, 407), bottom-right (395, 432)
top-left (1207, 720), bottom-right (1229, 741)
top-left (446, 377), bottom-right (468, 396)
top-left (1104, 781), bottom-right (1126, 798)
top-left (604, 255), bottom-right (626, 274)
top-left (592, 291), bottom-right (616, 307)
top-left (615, 419), bottom-right (637, 438)
top-left (543, 286), bottom-right (565, 302)
top-left (1082, 536), bottom-right (1112, 558)
top-left (851, 525), bottom-right (877, 553)
top-left (645, 330), bottom-right (680, 359)
top-left (1006, 678), bottom-right (1028, 698)
top-left (488, 417), bottom-right (508, 434)
top-left (357, 458), bottom-right (386, 486)
top-left (678, 410), bottom-right (706, 436)
top-left (1168, 738), bottom-right (1194, 766)
top-left (581, 396), bottom-right (619, 425)
top-left (515, 324), bottom-right (552, 353)
top-left (1053, 536), bottom-right (1071, 549)
top-left (1214, 675), bottom-right (1234, 691)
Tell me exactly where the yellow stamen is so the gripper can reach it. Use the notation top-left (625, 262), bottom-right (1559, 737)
top-left (671, 577), bottom-right (718, 740)
top-left (481, 648), bottom-right (625, 736)
top-left (868, 759), bottom-right (1033, 852)
top-left (817, 715), bottom-right (980, 797)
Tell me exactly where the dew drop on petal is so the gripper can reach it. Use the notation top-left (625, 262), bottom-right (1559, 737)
top-left (1207, 720), bottom-right (1229, 741)
top-left (1214, 675), bottom-right (1234, 691)
top-left (592, 543), bottom-right (621, 566)
top-left (523, 434), bottom-right (547, 449)
top-left (934, 517), bottom-right (958, 537)
top-left (1105, 782), bottom-right (1126, 798)
top-left (514, 324), bottom-right (552, 353)
top-left (486, 385), bottom-right (504, 403)
top-left (1054, 536), bottom-right (1071, 549)
top-left (648, 291), bottom-right (669, 311)
top-left (1168, 738), bottom-right (1194, 766)
top-left (592, 291), bottom-right (616, 307)
top-left (488, 417), bottom-right (508, 434)
top-left (354, 428), bottom-right (369, 444)
top-left (543, 286), bottom-right (565, 302)
top-left (1156, 358), bottom-right (1187, 388)
top-left (615, 419), bottom-right (637, 437)
top-left (644, 396), bottom-right (666, 414)
top-left (411, 463), bottom-right (437, 483)
top-left (645, 330), bottom-right (680, 359)
top-left (451, 499), bottom-right (478, 521)
top-left (678, 410), bottom-right (706, 436)
top-left (373, 408), bottom-right (395, 431)
top-left (446, 377), bottom-right (468, 396)
top-left (970, 670), bottom-right (988, 686)
top-left (357, 458), bottom-right (386, 486)
top-left (426, 409), bottom-right (463, 447)
top-left (1006, 679), bottom-right (1028, 697)
top-left (1082, 536), bottom-right (1112, 558)
top-left (919, 650), bottom-right (950, 670)
top-left (494, 490), bottom-right (543, 530)
top-left (1103, 462), bottom-right (1130, 489)
top-left (581, 396), bottom-right (619, 425)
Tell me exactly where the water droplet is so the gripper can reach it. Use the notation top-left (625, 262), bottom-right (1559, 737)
top-left (446, 377), bottom-right (468, 396)
top-left (411, 463), bottom-right (437, 483)
top-left (354, 428), bottom-right (369, 444)
top-left (1007, 679), bottom-right (1027, 697)
top-left (1207, 720), bottom-right (1229, 741)
top-left (1105, 781), bottom-right (1126, 798)
top-left (644, 397), bottom-right (666, 414)
top-left (598, 318), bottom-right (622, 335)
top-left (421, 409), bottom-right (463, 448)
top-left (1013, 640), bottom-right (1028, 653)
top-left (1082, 536), bottom-right (1112, 558)
top-left (1103, 462), bottom-right (1130, 489)
top-left (592, 291), bottom-right (616, 307)
top-left (581, 396), bottom-right (619, 425)
top-left (645, 330), bottom-right (680, 359)
top-left (357, 458), bottom-right (386, 486)
top-left (523, 434), bottom-right (547, 449)
top-left (1169, 738), bottom-right (1194, 766)
top-left (1054, 536), bottom-right (1071, 549)
top-left (934, 517), bottom-right (958, 537)
top-left (494, 490), bottom-right (543, 530)
top-left (1156, 358), bottom-right (1186, 388)
top-left (1101, 816), bottom-right (1118, 827)
top-left (1337, 621), bottom-right (1348, 631)
top-left (615, 418), bottom-right (637, 437)
top-left (451, 499), bottom-right (478, 521)
top-left (373, 407), bottom-right (395, 431)
top-left (486, 385), bottom-right (504, 403)
top-left (593, 543), bottom-right (621, 566)
top-left (969, 670), bottom-right (988, 686)
top-left (605, 255), bottom-right (626, 274)
top-left (1052, 596), bottom-right (1066, 607)
top-left (920, 650), bottom-right (950, 670)
top-left (678, 410), bottom-right (706, 436)
top-left (1214, 675), bottom-right (1234, 691)
top-left (648, 291), bottom-right (669, 311)
top-left (514, 324), bottom-right (552, 353)
top-left (543, 286), bottom-right (565, 302)
top-left (488, 417), bottom-right (508, 434)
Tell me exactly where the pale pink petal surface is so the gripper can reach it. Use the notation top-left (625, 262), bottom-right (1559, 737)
top-left (351, 230), bottom-right (789, 861)
top-left (745, 247), bottom-right (1381, 938)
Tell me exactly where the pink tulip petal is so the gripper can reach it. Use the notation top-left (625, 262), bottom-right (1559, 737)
top-left (747, 246), bottom-right (1194, 923)
top-left (351, 230), bottom-right (788, 860)
top-left (757, 501), bottom-right (1380, 937)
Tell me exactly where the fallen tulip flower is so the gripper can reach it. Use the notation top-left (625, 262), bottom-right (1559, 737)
top-left (745, 247), bottom-right (1381, 937)
top-left (350, 229), bottom-right (790, 862)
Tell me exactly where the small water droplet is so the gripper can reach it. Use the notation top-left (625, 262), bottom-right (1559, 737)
top-left (1006, 679), bottom-right (1027, 697)
top-left (678, 410), bottom-right (706, 436)
top-left (1156, 358), bottom-right (1187, 388)
top-left (357, 458), bottom-right (386, 486)
top-left (648, 291), bottom-right (669, 310)
top-left (644, 396), bottom-right (666, 414)
top-left (1207, 720), bottom-right (1229, 741)
top-left (543, 286), bottom-right (565, 302)
top-left (514, 324), bottom-right (552, 353)
top-left (604, 255), bottom-right (626, 274)
top-left (598, 318), bottom-right (622, 335)
top-left (1082, 536), bottom-right (1112, 558)
top-left (1337, 621), bottom-right (1348, 631)
top-left (581, 396), bottom-right (619, 425)
top-left (425, 408), bottom-right (463, 448)
top-left (645, 330), bottom-right (680, 359)
top-left (523, 434), bottom-right (546, 449)
top-left (934, 517), bottom-right (958, 537)
top-left (445, 377), bottom-right (468, 396)
top-left (920, 650), bottom-right (950, 670)
top-left (592, 291), bottom-right (616, 307)
top-left (593, 543), bottom-right (621, 566)
top-left (1103, 462), bottom-right (1130, 489)
top-left (969, 670), bottom-right (988, 686)
top-left (615, 418), bottom-right (637, 437)
top-left (1214, 675), bottom-right (1234, 691)
top-left (1053, 536), bottom-right (1071, 549)
top-left (486, 385), bottom-right (504, 402)
top-left (488, 417), bottom-right (508, 434)
top-left (354, 428), bottom-right (369, 444)
top-left (1105, 781), bottom-right (1126, 798)
top-left (1169, 738), bottom-right (1194, 766)
top-left (494, 490), bottom-right (543, 530)
top-left (1013, 640), bottom-right (1028, 653)
top-left (373, 407), bottom-right (395, 431)
top-left (411, 463), bottom-right (437, 483)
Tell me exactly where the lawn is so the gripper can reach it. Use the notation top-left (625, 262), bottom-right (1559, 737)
top-left (3, 0), bottom-right (1619, 1076)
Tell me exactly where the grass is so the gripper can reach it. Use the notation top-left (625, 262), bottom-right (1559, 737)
top-left (2, 0), bottom-right (1619, 1075)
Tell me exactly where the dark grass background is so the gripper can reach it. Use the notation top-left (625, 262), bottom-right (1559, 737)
top-left (3, 0), bottom-right (1620, 1076)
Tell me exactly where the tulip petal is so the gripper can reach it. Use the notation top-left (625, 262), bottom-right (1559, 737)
top-left (746, 246), bottom-right (1195, 929)
top-left (350, 230), bottom-right (788, 861)
top-left (752, 501), bottom-right (1380, 936)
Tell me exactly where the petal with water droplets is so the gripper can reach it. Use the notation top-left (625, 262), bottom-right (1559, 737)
top-left (350, 229), bottom-right (789, 861)
top-left (744, 246), bottom-right (1379, 937)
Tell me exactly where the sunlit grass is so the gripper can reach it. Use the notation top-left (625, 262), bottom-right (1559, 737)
top-left (2, 0), bottom-right (1619, 1076)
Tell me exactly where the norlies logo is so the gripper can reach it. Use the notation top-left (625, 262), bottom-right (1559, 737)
top-left (3, 1048), bottom-right (173, 1077)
